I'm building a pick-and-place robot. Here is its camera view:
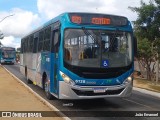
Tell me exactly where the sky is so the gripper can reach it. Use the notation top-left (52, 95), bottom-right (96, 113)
top-left (0, 0), bottom-right (150, 48)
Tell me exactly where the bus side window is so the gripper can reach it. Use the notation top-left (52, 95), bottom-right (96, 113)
top-left (38, 31), bottom-right (44, 52)
top-left (43, 27), bottom-right (51, 51)
top-left (51, 29), bottom-right (60, 53)
top-left (29, 35), bottom-right (34, 53)
top-left (24, 39), bottom-right (27, 53)
top-left (25, 38), bottom-right (29, 53)
top-left (25, 37), bottom-right (29, 53)
top-left (21, 40), bottom-right (24, 53)
top-left (33, 37), bottom-right (38, 53)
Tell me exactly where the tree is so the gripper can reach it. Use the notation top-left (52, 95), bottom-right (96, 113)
top-left (137, 38), bottom-right (156, 80)
top-left (129, 0), bottom-right (160, 81)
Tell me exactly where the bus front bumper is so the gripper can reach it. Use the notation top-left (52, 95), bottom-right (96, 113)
top-left (1, 59), bottom-right (15, 64)
top-left (59, 80), bottom-right (133, 99)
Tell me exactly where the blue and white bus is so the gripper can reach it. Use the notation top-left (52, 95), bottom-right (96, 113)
top-left (0, 47), bottom-right (16, 64)
top-left (20, 12), bottom-right (137, 99)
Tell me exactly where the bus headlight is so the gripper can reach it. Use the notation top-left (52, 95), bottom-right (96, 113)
top-left (124, 76), bottom-right (133, 84)
top-left (1, 58), bottom-right (4, 62)
top-left (127, 76), bottom-right (132, 82)
top-left (59, 71), bottom-right (75, 85)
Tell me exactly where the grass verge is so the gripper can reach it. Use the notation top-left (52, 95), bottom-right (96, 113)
top-left (134, 78), bottom-right (160, 93)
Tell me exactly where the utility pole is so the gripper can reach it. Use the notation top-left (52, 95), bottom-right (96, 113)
top-left (0, 14), bottom-right (14, 23)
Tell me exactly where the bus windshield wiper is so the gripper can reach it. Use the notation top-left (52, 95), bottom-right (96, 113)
top-left (82, 27), bottom-right (97, 43)
top-left (110, 28), bottom-right (119, 43)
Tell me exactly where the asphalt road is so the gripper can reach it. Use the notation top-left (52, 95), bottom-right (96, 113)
top-left (3, 64), bottom-right (160, 120)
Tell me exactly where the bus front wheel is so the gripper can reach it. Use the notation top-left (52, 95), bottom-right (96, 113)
top-left (43, 74), bottom-right (53, 100)
top-left (45, 80), bottom-right (54, 100)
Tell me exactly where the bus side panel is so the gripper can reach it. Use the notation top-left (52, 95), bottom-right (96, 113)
top-left (41, 52), bottom-right (51, 86)
top-left (27, 53), bottom-right (32, 80)
top-left (50, 53), bottom-right (54, 93)
top-left (48, 52), bottom-right (59, 98)
top-left (34, 52), bottom-right (51, 88)
top-left (27, 53), bottom-right (37, 84)
top-left (35, 53), bottom-right (43, 87)
top-left (31, 53), bottom-right (38, 84)
top-left (20, 54), bottom-right (25, 76)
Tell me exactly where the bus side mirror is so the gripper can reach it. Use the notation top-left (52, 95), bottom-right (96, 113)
top-left (133, 36), bottom-right (137, 57)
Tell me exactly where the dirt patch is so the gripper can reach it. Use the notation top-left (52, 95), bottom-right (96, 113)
top-left (0, 66), bottom-right (63, 120)
top-left (133, 78), bottom-right (160, 93)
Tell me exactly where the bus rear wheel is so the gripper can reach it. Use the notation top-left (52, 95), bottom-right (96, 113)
top-left (25, 66), bottom-right (32, 84)
top-left (27, 78), bottom-right (32, 84)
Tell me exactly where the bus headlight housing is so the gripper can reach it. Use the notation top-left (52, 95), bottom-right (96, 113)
top-left (60, 71), bottom-right (75, 85)
top-left (1, 58), bottom-right (4, 62)
top-left (124, 76), bottom-right (133, 84)
top-left (127, 76), bottom-right (132, 82)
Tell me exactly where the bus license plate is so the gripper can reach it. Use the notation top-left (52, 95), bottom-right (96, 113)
top-left (93, 88), bottom-right (106, 93)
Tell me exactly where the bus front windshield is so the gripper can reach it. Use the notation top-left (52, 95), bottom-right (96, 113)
top-left (2, 50), bottom-right (15, 58)
top-left (64, 29), bottom-right (133, 68)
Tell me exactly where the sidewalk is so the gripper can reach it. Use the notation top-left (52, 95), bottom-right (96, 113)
top-left (133, 78), bottom-right (160, 98)
top-left (0, 65), bottom-right (63, 120)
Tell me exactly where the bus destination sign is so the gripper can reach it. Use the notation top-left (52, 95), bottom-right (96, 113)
top-left (69, 13), bottom-right (128, 26)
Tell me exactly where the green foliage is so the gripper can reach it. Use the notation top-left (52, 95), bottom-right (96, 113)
top-left (154, 38), bottom-right (160, 60)
top-left (129, 0), bottom-right (160, 80)
top-left (129, 0), bottom-right (159, 40)
top-left (129, 0), bottom-right (160, 58)
top-left (137, 38), bottom-right (154, 59)
top-left (155, 0), bottom-right (160, 5)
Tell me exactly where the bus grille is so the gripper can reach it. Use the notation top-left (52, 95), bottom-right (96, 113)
top-left (72, 88), bottom-right (124, 96)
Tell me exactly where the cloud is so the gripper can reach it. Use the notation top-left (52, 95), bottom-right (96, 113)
top-left (0, 8), bottom-right (40, 38)
top-left (0, 0), bottom-right (151, 48)
top-left (37, 0), bottom-right (116, 19)
top-left (37, 0), bottom-right (150, 21)
top-left (1, 36), bottom-right (20, 48)
top-left (0, 8), bottom-right (41, 48)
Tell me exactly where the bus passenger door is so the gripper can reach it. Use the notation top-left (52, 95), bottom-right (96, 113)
top-left (50, 29), bottom-right (60, 95)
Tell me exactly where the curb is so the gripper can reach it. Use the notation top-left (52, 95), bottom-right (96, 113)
top-left (1, 65), bottom-right (70, 120)
top-left (133, 87), bottom-right (160, 98)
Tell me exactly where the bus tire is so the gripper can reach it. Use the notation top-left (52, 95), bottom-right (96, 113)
top-left (43, 74), bottom-right (54, 100)
top-left (27, 78), bottom-right (32, 84)
top-left (45, 81), bottom-right (54, 100)
top-left (26, 75), bottom-right (32, 84)
top-left (25, 66), bottom-right (32, 84)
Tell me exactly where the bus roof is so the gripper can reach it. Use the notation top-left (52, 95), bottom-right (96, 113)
top-left (0, 47), bottom-right (15, 51)
top-left (22, 12), bottom-right (129, 39)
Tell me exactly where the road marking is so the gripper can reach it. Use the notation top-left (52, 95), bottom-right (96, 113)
top-left (2, 65), bottom-right (71, 120)
top-left (123, 98), bottom-right (158, 110)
